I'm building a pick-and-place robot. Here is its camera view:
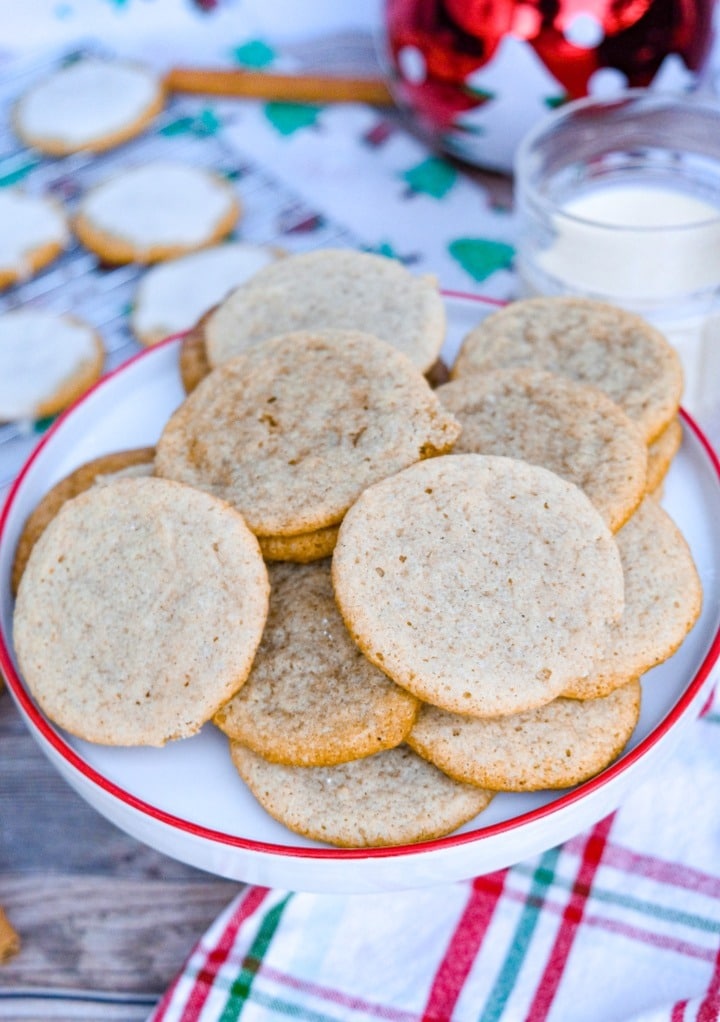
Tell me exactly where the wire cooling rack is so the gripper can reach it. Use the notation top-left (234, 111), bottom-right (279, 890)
top-left (0, 44), bottom-right (366, 496)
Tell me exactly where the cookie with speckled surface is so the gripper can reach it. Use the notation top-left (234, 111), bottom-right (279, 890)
top-left (332, 454), bottom-right (625, 718)
top-left (258, 524), bottom-right (339, 563)
top-left (230, 743), bottom-right (493, 847)
top-left (155, 329), bottom-right (460, 544)
top-left (11, 446), bottom-right (155, 595)
top-left (437, 368), bottom-right (647, 532)
top-left (13, 476), bottom-right (269, 747)
top-left (215, 560), bottom-right (418, 766)
top-left (178, 308), bottom-right (214, 394)
top-left (563, 498), bottom-right (702, 700)
top-left (408, 678), bottom-right (641, 791)
top-left (647, 417), bottom-right (683, 495)
top-left (74, 161), bottom-right (240, 265)
top-left (204, 248), bottom-right (446, 373)
top-left (13, 58), bottom-right (164, 156)
top-left (451, 297), bottom-right (682, 443)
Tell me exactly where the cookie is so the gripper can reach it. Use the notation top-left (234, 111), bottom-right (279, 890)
top-left (155, 328), bottom-right (460, 543)
top-left (13, 57), bottom-right (165, 155)
top-left (230, 743), bottom-right (493, 847)
top-left (452, 297), bottom-right (683, 443)
top-left (408, 679), bottom-right (641, 791)
top-left (0, 310), bottom-right (104, 422)
top-left (178, 309), bottom-right (214, 394)
top-left (215, 560), bottom-right (419, 766)
top-left (74, 161), bottom-right (240, 265)
top-left (437, 368), bottom-right (648, 532)
top-left (204, 248), bottom-right (446, 373)
top-left (11, 447), bottom-right (155, 595)
top-left (0, 189), bottom-right (69, 290)
top-left (332, 454), bottom-right (625, 718)
top-left (131, 242), bottom-right (279, 347)
top-left (257, 524), bottom-right (339, 563)
top-left (647, 416), bottom-right (682, 495)
top-left (563, 498), bottom-right (702, 700)
top-left (13, 476), bottom-right (269, 747)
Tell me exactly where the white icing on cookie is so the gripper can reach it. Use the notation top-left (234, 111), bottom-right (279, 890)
top-left (15, 58), bottom-right (162, 148)
top-left (132, 243), bottom-right (278, 344)
top-left (80, 161), bottom-right (237, 248)
top-left (0, 190), bottom-right (68, 277)
top-left (0, 311), bottom-right (99, 420)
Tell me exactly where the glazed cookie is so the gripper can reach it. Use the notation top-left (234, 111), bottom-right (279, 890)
top-left (74, 161), bottom-right (240, 265)
top-left (132, 242), bottom-right (279, 347)
top-left (11, 447), bottom-right (155, 595)
top-left (647, 417), bottom-right (683, 495)
top-left (437, 368), bottom-right (648, 532)
top-left (13, 57), bottom-right (165, 155)
top-left (563, 498), bottom-right (702, 700)
top-left (215, 560), bottom-right (419, 766)
top-left (408, 679), bottom-right (641, 791)
top-left (452, 297), bottom-right (683, 443)
top-left (13, 476), bottom-right (269, 747)
top-left (332, 454), bottom-right (625, 718)
top-left (155, 329), bottom-right (460, 544)
top-left (230, 743), bottom-right (494, 847)
top-left (0, 189), bottom-right (69, 290)
top-left (204, 248), bottom-right (446, 373)
top-left (0, 310), bottom-right (104, 422)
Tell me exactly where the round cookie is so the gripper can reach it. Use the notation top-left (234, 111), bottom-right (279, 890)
top-left (0, 189), bottom-right (69, 290)
top-left (332, 453), bottom-right (625, 718)
top-left (74, 161), bottom-right (240, 265)
top-left (647, 417), bottom-right (683, 495)
top-left (155, 328), bottom-right (461, 542)
top-left (408, 679), bottom-right (641, 791)
top-left (13, 476), bottom-right (270, 747)
top-left (451, 297), bottom-right (683, 443)
top-left (204, 248), bottom-right (446, 374)
top-left (230, 743), bottom-right (494, 847)
top-left (13, 57), bottom-right (165, 155)
top-left (563, 498), bottom-right (702, 700)
top-left (178, 309), bottom-right (214, 394)
top-left (131, 242), bottom-right (280, 347)
top-left (258, 524), bottom-right (339, 563)
top-left (437, 368), bottom-right (648, 532)
top-left (0, 310), bottom-right (104, 422)
top-left (11, 447), bottom-right (155, 595)
top-left (214, 560), bottom-right (419, 766)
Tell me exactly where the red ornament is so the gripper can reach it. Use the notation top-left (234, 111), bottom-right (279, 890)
top-left (384, 0), bottom-right (714, 164)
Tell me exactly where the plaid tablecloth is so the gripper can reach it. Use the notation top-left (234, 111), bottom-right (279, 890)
top-left (149, 692), bottom-right (720, 1021)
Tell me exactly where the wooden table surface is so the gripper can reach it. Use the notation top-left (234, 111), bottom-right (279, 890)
top-left (0, 684), bottom-right (240, 1020)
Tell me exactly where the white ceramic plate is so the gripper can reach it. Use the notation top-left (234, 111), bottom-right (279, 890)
top-left (1, 293), bottom-right (719, 895)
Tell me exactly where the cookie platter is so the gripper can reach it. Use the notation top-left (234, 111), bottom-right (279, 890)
top-left (1, 293), bottom-right (719, 895)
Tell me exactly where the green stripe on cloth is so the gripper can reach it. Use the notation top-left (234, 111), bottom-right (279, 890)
top-left (512, 862), bottom-right (720, 935)
top-left (479, 847), bottom-right (562, 1022)
top-left (218, 894), bottom-right (293, 1022)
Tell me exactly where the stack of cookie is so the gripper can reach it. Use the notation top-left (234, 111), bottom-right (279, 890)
top-left (10, 256), bottom-right (703, 849)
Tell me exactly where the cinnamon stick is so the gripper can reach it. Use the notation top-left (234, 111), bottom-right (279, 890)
top-left (165, 67), bottom-right (394, 106)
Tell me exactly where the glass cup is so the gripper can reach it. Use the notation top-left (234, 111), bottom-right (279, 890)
top-left (513, 90), bottom-right (720, 426)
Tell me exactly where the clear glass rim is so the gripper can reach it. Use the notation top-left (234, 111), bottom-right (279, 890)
top-left (514, 87), bottom-right (720, 233)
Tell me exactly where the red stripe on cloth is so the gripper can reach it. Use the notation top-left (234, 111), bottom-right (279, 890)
top-left (697, 944), bottom-right (720, 1021)
top-left (526, 815), bottom-right (614, 1022)
top-left (671, 1001), bottom-right (687, 1022)
top-left (150, 886), bottom-right (270, 1022)
top-left (421, 869), bottom-right (507, 1022)
top-left (596, 843), bottom-right (720, 901)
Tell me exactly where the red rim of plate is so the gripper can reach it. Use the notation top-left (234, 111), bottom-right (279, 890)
top-left (1, 291), bottom-right (719, 863)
